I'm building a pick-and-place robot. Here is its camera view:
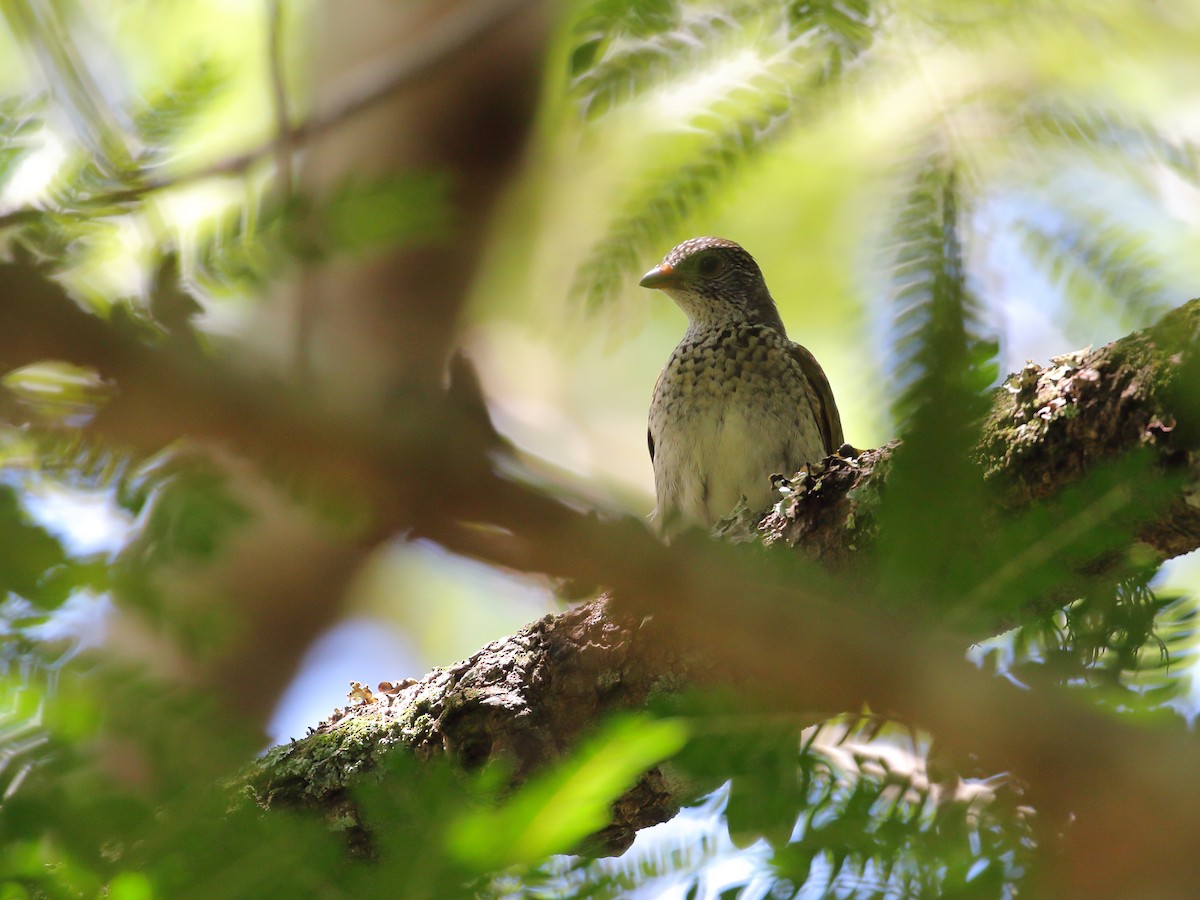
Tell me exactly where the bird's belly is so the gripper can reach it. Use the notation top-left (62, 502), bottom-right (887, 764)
top-left (651, 376), bottom-right (824, 528)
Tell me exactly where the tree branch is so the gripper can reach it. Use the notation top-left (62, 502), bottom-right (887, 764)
top-left (762, 300), bottom-right (1200, 612)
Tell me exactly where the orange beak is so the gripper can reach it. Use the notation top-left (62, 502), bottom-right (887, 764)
top-left (639, 263), bottom-right (678, 289)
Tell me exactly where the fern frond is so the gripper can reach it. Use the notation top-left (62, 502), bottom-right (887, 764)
top-left (0, 670), bottom-right (53, 803)
top-left (1068, 577), bottom-right (1199, 708)
top-left (1016, 209), bottom-right (1174, 334)
top-left (2, 63), bottom-right (224, 245)
top-left (787, 0), bottom-right (877, 82)
top-left (1004, 573), bottom-right (1200, 715)
top-left (29, 426), bottom-right (137, 496)
top-left (568, 0), bottom-right (879, 122)
top-left (190, 173), bottom-right (448, 296)
top-left (42, 151), bottom-right (141, 216)
top-left (573, 97), bottom-right (795, 311)
top-left (129, 59), bottom-right (229, 163)
top-left (1128, 591), bottom-right (1200, 705)
top-left (0, 94), bottom-right (45, 196)
top-left (773, 715), bottom-right (1032, 896)
top-left (1019, 102), bottom-right (1200, 186)
top-left (873, 152), bottom-right (1003, 608)
top-left (189, 187), bottom-right (283, 296)
top-left (572, 1), bottom-right (881, 311)
top-left (884, 152), bottom-right (994, 427)
top-left (515, 789), bottom-right (730, 898)
top-left (569, 5), bottom-right (746, 121)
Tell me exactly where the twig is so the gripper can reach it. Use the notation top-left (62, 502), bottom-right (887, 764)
top-left (264, 0), bottom-right (313, 383)
top-left (266, 0), bottom-right (295, 193)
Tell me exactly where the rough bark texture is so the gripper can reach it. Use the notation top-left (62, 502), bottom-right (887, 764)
top-left (241, 298), bottom-right (1200, 867)
top-left (761, 298), bottom-right (1200, 568)
top-left (243, 597), bottom-right (700, 855)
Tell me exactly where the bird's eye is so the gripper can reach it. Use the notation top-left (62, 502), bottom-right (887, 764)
top-left (695, 253), bottom-right (724, 277)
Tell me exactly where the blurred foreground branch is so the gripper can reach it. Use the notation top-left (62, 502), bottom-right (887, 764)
top-left (3, 259), bottom-right (1200, 894)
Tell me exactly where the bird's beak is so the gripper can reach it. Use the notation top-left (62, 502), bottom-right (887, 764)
top-left (639, 263), bottom-right (677, 289)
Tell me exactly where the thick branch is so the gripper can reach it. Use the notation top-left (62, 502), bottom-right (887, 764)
top-left (761, 299), bottom-right (1200, 569)
top-left (242, 598), bottom-right (702, 856)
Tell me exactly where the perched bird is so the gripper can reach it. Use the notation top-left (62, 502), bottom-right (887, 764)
top-left (640, 237), bottom-right (843, 533)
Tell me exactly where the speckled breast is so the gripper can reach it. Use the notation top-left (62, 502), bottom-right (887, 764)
top-left (649, 323), bottom-right (825, 528)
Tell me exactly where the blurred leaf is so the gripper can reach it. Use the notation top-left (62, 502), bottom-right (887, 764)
top-left (569, 5), bottom-right (734, 120)
top-left (0, 675), bottom-right (50, 805)
top-left (121, 462), bottom-right (250, 566)
top-left (3, 362), bottom-right (111, 428)
top-left (959, 451), bottom-right (1178, 626)
top-left (448, 714), bottom-right (688, 869)
top-left (1019, 103), bottom-right (1200, 186)
top-left (0, 94), bottom-right (44, 193)
top-left (107, 871), bottom-right (155, 900)
top-left (572, 0), bottom-right (879, 311)
top-left (573, 0), bottom-right (679, 42)
top-left (787, 0), bottom-right (876, 79)
top-left (348, 751), bottom-right (495, 900)
top-left (296, 173), bottom-right (451, 260)
top-left (0, 484), bottom-right (67, 604)
top-left (191, 173), bottom-right (449, 294)
top-left (1017, 209), bottom-right (1174, 334)
top-left (129, 60), bottom-right (228, 161)
top-left (875, 154), bottom-right (998, 609)
top-left (723, 724), bottom-right (806, 849)
top-left (189, 187), bottom-right (284, 295)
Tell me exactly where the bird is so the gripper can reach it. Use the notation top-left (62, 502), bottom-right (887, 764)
top-left (639, 236), bottom-right (843, 533)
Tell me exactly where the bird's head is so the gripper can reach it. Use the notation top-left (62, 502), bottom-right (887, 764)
top-left (639, 237), bottom-right (786, 335)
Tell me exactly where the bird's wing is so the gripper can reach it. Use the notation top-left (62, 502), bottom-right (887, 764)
top-left (789, 342), bottom-right (844, 453)
top-left (648, 428), bottom-right (655, 463)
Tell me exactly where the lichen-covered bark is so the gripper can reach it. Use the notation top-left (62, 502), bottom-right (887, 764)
top-left (241, 597), bottom-right (701, 855)
top-left (761, 298), bottom-right (1200, 569)
top-left (243, 297), bottom-right (1200, 859)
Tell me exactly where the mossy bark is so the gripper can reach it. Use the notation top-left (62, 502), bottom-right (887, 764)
top-left (239, 597), bottom-right (700, 855)
top-left (762, 297), bottom-right (1200, 583)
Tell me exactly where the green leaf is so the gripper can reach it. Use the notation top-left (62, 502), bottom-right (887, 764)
top-left (107, 871), bottom-right (155, 900)
top-left (299, 173), bottom-right (450, 259)
top-left (572, 0), bottom-right (879, 311)
top-left (447, 714), bottom-right (688, 869)
top-left (1019, 103), bottom-right (1200, 186)
top-left (129, 60), bottom-right (228, 157)
top-left (0, 485), bottom-right (68, 604)
top-left (0, 94), bottom-right (44, 193)
top-left (569, 7), bottom-right (733, 120)
top-left (876, 155), bottom-right (997, 609)
top-left (1016, 210), bottom-right (1173, 334)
